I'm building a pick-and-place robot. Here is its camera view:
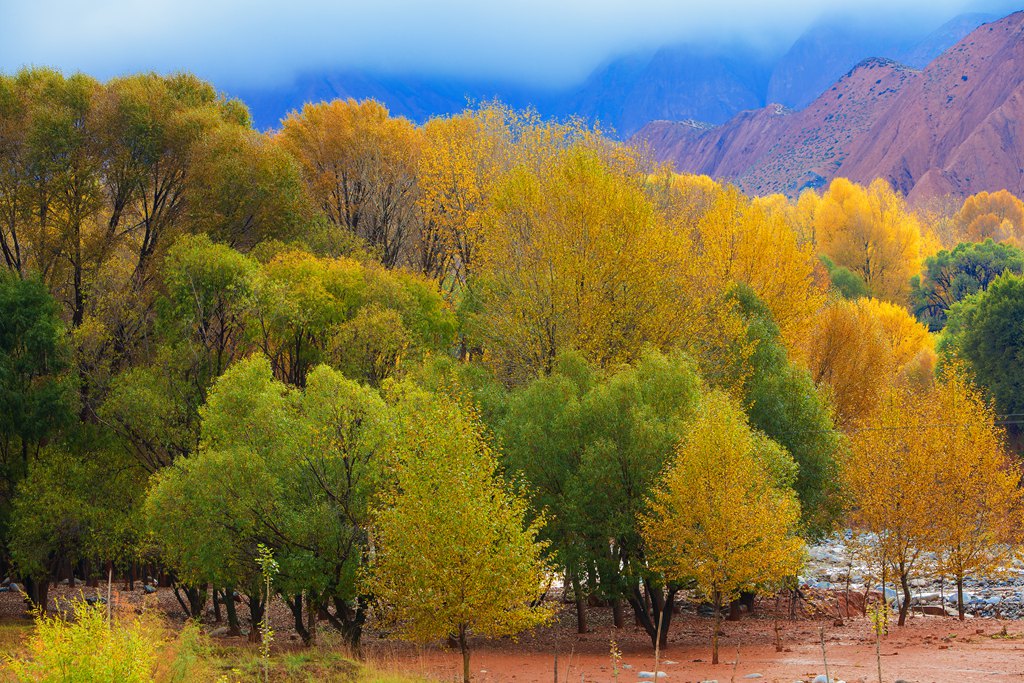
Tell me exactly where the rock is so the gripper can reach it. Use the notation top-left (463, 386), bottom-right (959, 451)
top-left (8, 583), bottom-right (20, 592)
top-left (743, 675), bottom-right (764, 679)
top-left (84, 596), bottom-right (106, 606)
top-left (143, 584), bottom-right (157, 594)
top-left (638, 673), bottom-right (668, 679)
top-left (208, 626), bottom-right (230, 638)
top-left (1, 577), bottom-right (11, 587)
top-left (920, 605), bottom-right (954, 616)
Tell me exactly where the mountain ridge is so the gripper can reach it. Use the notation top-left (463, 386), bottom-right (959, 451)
top-left (634, 11), bottom-right (1024, 202)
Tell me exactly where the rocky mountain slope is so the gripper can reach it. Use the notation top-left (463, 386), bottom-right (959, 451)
top-left (635, 12), bottom-right (1024, 201)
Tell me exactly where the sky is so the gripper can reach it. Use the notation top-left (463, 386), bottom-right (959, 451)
top-left (0, 0), bottom-right (1019, 89)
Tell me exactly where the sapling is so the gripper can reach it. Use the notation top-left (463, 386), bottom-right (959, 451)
top-left (256, 544), bottom-right (279, 683)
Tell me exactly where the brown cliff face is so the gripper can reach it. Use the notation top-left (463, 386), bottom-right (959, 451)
top-left (635, 12), bottom-right (1024, 202)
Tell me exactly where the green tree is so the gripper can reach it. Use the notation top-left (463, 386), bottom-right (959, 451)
top-left (911, 240), bottom-right (1024, 331)
top-left (366, 386), bottom-right (552, 683)
top-left (942, 273), bottom-right (1024, 423)
top-left (733, 285), bottom-right (843, 537)
top-left (9, 444), bottom-right (144, 610)
top-left (146, 355), bottom-right (393, 647)
top-left (0, 271), bottom-right (73, 587)
top-left (500, 352), bottom-right (592, 631)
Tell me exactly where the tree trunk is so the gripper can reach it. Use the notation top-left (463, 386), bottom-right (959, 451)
top-left (897, 573), bottom-right (911, 626)
top-left (306, 593), bottom-right (317, 645)
top-left (957, 576), bottom-right (965, 621)
top-left (571, 573), bottom-right (589, 634)
top-left (288, 594), bottom-right (312, 646)
top-left (247, 593), bottom-right (264, 643)
top-left (213, 589), bottom-right (222, 623)
top-left (626, 581), bottom-right (678, 649)
top-left (612, 598), bottom-right (625, 629)
top-left (23, 577), bottom-right (49, 613)
top-left (727, 598), bottom-right (742, 621)
top-left (712, 592), bottom-right (722, 665)
top-left (223, 588), bottom-right (242, 636)
top-left (458, 625), bottom-right (471, 683)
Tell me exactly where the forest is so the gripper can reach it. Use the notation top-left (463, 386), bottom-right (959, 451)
top-left (3, 68), bottom-right (1024, 681)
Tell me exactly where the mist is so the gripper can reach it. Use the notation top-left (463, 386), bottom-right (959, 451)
top-left (1, 0), bottom-right (1019, 89)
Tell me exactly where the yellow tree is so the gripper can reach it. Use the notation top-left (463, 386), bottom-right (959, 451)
top-left (365, 388), bottom-right (552, 683)
top-left (803, 298), bottom-right (934, 426)
top-left (685, 185), bottom-right (825, 354)
top-left (814, 178), bottom-right (923, 303)
top-left (954, 189), bottom-right (1024, 246)
top-left (843, 384), bottom-right (938, 626)
top-left (474, 144), bottom-right (681, 383)
top-left (416, 108), bottom-right (510, 285)
top-left (640, 391), bottom-right (804, 664)
top-left (277, 99), bottom-right (421, 267)
top-left (928, 368), bottom-right (1024, 619)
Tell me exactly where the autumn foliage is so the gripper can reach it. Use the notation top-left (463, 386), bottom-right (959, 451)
top-left (4, 66), bottom-right (1024, 671)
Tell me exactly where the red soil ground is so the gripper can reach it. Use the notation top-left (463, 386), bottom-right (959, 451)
top-left (365, 600), bottom-right (1024, 683)
top-left (3, 584), bottom-right (1023, 682)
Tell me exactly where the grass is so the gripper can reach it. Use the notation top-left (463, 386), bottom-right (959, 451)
top-left (206, 643), bottom-right (429, 682)
top-left (0, 611), bottom-right (427, 683)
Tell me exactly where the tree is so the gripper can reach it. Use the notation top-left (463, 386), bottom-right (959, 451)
top-left (9, 444), bottom-right (144, 610)
top-left (366, 387), bottom-right (552, 683)
top-left (732, 286), bottom-right (843, 537)
top-left (911, 240), bottom-right (1024, 331)
top-left (640, 391), bottom-right (804, 664)
top-left (814, 178), bottom-right (923, 303)
top-left (954, 189), bottom-right (1024, 246)
top-left (804, 297), bottom-right (934, 426)
top-left (147, 356), bottom-right (393, 646)
top-left (474, 145), bottom-right (681, 383)
top-left (278, 99), bottom-right (421, 268)
top-left (0, 271), bottom-right (74, 584)
top-left (928, 368), bottom-right (1024, 619)
top-left (573, 350), bottom-right (703, 647)
top-left (944, 273), bottom-right (1024, 423)
top-left (843, 384), bottom-right (938, 626)
top-left (500, 352), bottom-right (592, 632)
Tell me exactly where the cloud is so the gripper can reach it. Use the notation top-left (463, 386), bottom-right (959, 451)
top-left (0, 0), bottom-right (1016, 88)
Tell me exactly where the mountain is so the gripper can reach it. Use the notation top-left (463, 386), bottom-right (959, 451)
top-left (552, 44), bottom-right (773, 135)
top-left (634, 12), bottom-right (1024, 202)
top-left (227, 13), bottom-right (986, 134)
top-left (765, 13), bottom-right (994, 111)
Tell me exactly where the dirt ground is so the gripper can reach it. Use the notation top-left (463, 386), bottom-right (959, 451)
top-left (364, 600), bottom-right (1024, 683)
top-left (4, 584), bottom-right (1024, 682)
